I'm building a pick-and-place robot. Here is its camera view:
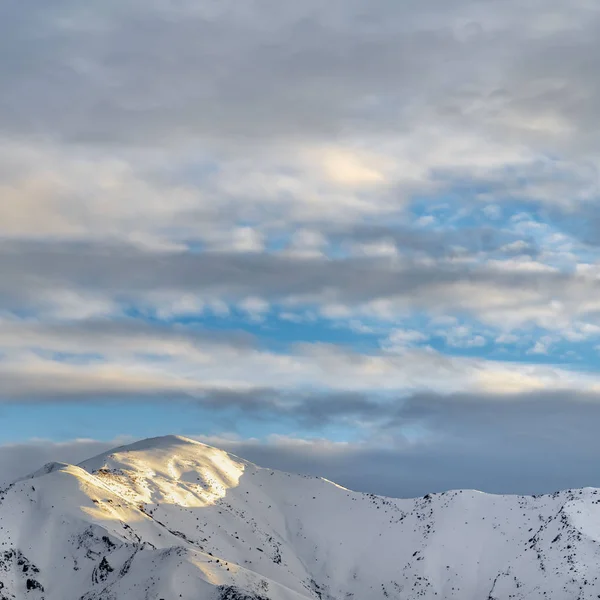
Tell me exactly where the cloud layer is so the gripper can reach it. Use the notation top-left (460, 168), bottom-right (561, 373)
top-left (2, 0), bottom-right (600, 494)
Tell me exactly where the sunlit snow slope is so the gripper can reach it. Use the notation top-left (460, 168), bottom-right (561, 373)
top-left (1, 435), bottom-right (600, 599)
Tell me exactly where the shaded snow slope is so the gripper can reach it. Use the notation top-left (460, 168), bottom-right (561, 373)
top-left (1, 435), bottom-right (600, 599)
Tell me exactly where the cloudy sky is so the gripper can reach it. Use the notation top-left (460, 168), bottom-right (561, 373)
top-left (2, 0), bottom-right (600, 497)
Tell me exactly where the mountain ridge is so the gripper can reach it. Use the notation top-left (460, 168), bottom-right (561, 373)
top-left (2, 435), bottom-right (600, 599)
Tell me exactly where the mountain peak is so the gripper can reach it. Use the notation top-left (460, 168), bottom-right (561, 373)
top-left (2, 435), bottom-right (600, 599)
top-left (78, 434), bottom-right (237, 470)
top-left (76, 433), bottom-right (251, 509)
top-left (97, 433), bottom-right (203, 453)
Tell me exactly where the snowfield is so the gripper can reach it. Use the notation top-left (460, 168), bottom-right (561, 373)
top-left (1, 435), bottom-right (600, 599)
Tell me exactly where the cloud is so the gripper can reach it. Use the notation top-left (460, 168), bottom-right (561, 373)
top-left (198, 388), bottom-right (600, 496)
top-left (5, 384), bottom-right (600, 497)
top-left (2, 240), bottom-right (599, 331)
top-left (381, 329), bottom-right (429, 353)
top-left (314, 146), bottom-right (390, 187)
top-left (0, 438), bottom-right (119, 488)
top-left (0, 0), bottom-right (597, 153)
top-left (1, 0), bottom-right (600, 498)
top-left (0, 0), bottom-right (599, 216)
top-left (0, 318), bottom-right (599, 444)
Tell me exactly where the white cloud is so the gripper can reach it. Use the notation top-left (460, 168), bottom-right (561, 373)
top-left (496, 333), bottom-right (520, 345)
top-left (528, 338), bottom-right (553, 355)
top-left (382, 329), bottom-right (429, 353)
top-left (238, 297), bottom-right (270, 321)
top-left (483, 204), bottom-right (502, 220)
top-left (311, 146), bottom-right (391, 188)
top-left (442, 326), bottom-right (487, 348)
top-left (0, 321), bottom-right (597, 405)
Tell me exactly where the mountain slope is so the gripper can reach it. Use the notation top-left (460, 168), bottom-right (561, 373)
top-left (1, 435), bottom-right (600, 599)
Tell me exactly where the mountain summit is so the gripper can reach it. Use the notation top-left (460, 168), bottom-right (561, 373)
top-left (1, 435), bottom-right (600, 599)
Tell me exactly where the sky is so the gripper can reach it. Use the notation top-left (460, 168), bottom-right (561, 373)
top-left (2, 0), bottom-right (600, 498)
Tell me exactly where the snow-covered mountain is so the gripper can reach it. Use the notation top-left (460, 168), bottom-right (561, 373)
top-left (1, 435), bottom-right (600, 600)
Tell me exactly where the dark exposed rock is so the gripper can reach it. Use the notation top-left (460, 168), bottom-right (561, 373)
top-left (218, 585), bottom-right (270, 600)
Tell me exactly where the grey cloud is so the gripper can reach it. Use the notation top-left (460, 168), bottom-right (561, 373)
top-left (220, 389), bottom-right (385, 427)
top-left (0, 0), bottom-right (473, 142)
top-left (0, 368), bottom-right (196, 403)
top-left (213, 389), bottom-right (600, 497)
top-left (0, 0), bottom-right (598, 152)
top-left (3, 388), bottom-right (600, 496)
top-left (0, 319), bottom-right (257, 351)
top-left (0, 367), bottom-right (385, 428)
top-left (0, 438), bottom-right (119, 488)
top-left (392, 389), bottom-right (600, 449)
top-left (185, 389), bottom-right (387, 432)
top-left (0, 240), bottom-right (588, 321)
top-left (332, 224), bottom-right (539, 258)
top-left (224, 437), bottom-right (600, 499)
top-left (0, 240), bottom-right (558, 296)
top-left (3, 350), bottom-right (600, 469)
